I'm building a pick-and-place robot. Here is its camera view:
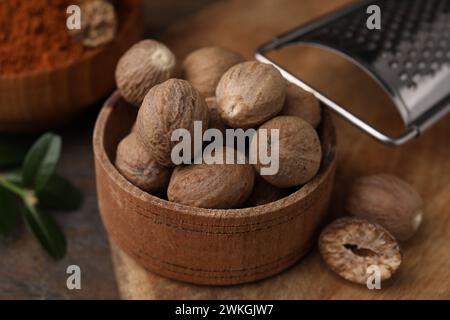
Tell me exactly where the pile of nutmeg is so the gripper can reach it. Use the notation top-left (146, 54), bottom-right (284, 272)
top-left (114, 39), bottom-right (323, 209)
top-left (113, 39), bottom-right (425, 287)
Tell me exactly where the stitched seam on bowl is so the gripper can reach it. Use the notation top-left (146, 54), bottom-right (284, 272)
top-left (142, 258), bottom-right (298, 280)
top-left (119, 236), bottom-right (304, 276)
top-left (132, 201), bottom-right (315, 234)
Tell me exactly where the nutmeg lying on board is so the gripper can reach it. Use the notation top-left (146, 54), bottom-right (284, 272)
top-left (319, 217), bottom-right (402, 285)
top-left (346, 174), bottom-right (424, 241)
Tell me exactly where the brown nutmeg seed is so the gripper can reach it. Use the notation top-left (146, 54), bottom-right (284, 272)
top-left (115, 39), bottom-right (178, 107)
top-left (70, 0), bottom-right (118, 48)
top-left (254, 116), bottom-right (322, 188)
top-left (281, 83), bottom-right (322, 128)
top-left (115, 133), bottom-right (172, 194)
top-left (205, 97), bottom-right (227, 135)
top-left (167, 147), bottom-right (255, 209)
top-left (182, 46), bottom-right (245, 98)
top-left (319, 217), bottom-right (402, 285)
top-left (346, 174), bottom-right (424, 241)
top-left (135, 79), bottom-right (209, 167)
top-left (130, 121), bottom-right (137, 133)
top-left (216, 61), bottom-right (286, 128)
top-left (245, 175), bottom-right (291, 207)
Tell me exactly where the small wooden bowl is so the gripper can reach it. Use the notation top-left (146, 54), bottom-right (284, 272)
top-left (93, 92), bottom-right (337, 285)
top-left (0, 0), bottom-right (143, 133)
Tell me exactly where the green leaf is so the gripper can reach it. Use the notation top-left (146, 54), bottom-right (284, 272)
top-left (23, 204), bottom-right (66, 259)
top-left (22, 133), bottom-right (62, 191)
top-left (0, 134), bottom-right (36, 168)
top-left (3, 169), bottom-right (23, 186)
top-left (37, 174), bottom-right (83, 211)
top-left (0, 188), bottom-right (19, 236)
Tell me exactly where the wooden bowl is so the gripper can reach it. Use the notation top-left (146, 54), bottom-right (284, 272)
top-left (0, 0), bottom-right (143, 133)
top-left (93, 91), bottom-right (337, 285)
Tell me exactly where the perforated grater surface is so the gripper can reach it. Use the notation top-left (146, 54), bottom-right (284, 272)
top-left (256, 0), bottom-right (450, 145)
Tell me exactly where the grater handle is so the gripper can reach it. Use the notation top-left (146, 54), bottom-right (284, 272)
top-left (255, 51), bottom-right (420, 146)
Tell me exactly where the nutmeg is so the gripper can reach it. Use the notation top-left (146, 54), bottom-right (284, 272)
top-left (135, 79), bottom-right (209, 167)
top-left (319, 217), bottom-right (402, 285)
top-left (246, 175), bottom-right (291, 207)
top-left (281, 83), bottom-right (322, 128)
top-left (182, 46), bottom-right (244, 98)
top-left (254, 116), bottom-right (322, 188)
top-left (73, 0), bottom-right (118, 48)
top-left (346, 174), bottom-right (424, 241)
top-left (115, 133), bottom-right (172, 194)
top-left (115, 39), bottom-right (178, 107)
top-left (215, 61), bottom-right (286, 128)
top-left (167, 147), bottom-right (255, 209)
top-left (205, 97), bottom-right (227, 134)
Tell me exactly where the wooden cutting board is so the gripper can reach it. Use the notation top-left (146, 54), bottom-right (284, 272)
top-left (112, 0), bottom-right (450, 299)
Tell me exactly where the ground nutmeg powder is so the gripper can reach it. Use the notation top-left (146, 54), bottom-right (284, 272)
top-left (0, 0), bottom-right (95, 75)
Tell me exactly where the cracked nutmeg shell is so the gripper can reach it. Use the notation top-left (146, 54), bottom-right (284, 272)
top-left (135, 79), bottom-right (209, 167)
top-left (115, 133), bottom-right (172, 194)
top-left (346, 174), bottom-right (424, 241)
top-left (182, 46), bottom-right (245, 98)
top-left (167, 147), bottom-right (255, 209)
top-left (215, 61), bottom-right (286, 129)
top-left (254, 116), bottom-right (322, 188)
top-left (319, 217), bottom-right (402, 285)
top-left (115, 39), bottom-right (178, 107)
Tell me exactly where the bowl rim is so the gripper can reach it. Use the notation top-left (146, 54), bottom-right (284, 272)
top-left (0, 0), bottom-right (141, 80)
top-left (93, 91), bottom-right (337, 220)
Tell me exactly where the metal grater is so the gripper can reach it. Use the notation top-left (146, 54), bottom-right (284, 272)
top-left (256, 0), bottom-right (450, 145)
